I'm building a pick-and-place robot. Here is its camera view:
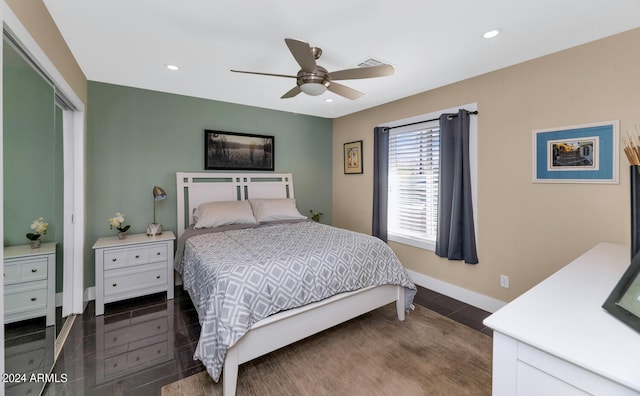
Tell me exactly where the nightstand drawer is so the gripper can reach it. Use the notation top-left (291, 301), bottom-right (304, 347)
top-left (103, 251), bottom-right (127, 269)
top-left (20, 260), bottom-right (48, 282)
top-left (104, 263), bottom-right (167, 298)
top-left (126, 247), bottom-right (149, 266)
top-left (5, 287), bottom-right (48, 313)
top-left (3, 264), bottom-right (19, 283)
top-left (4, 257), bottom-right (48, 285)
top-left (148, 245), bottom-right (167, 263)
top-left (103, 316), bottom-right (168, 350)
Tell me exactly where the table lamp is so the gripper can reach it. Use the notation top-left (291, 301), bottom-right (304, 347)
top-left (147, 185), bottom-right (167, 236)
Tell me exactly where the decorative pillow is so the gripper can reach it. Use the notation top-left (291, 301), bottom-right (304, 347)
top-left (249, 198), bottom-right (307, 223)
top-left (193, 200), bottom-right (257, 229)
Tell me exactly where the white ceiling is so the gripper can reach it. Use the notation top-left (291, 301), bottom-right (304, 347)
top-left (43, 0), bottom-right (640, 119)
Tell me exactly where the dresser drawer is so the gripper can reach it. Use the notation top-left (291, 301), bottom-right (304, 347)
top-left (104, 263), bottom-right (167, 298)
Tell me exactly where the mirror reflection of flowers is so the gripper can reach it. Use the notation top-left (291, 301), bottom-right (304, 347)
top-left (109, 212), bottom-right (130, 233)
top-left (26, 217), bottom-right (48, 241)
top-left (309, 209), bottom-right (323, 222)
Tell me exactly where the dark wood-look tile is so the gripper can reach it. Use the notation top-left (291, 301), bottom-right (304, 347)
top-left (45, 284), bottom-right (492, 395)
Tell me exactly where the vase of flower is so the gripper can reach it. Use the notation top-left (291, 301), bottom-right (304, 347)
top-left (109, 212), bottom-right (131, 239)
top-left (26, 217), bottom-right (48, 249)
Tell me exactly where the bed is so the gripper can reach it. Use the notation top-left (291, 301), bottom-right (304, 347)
top-left (175, 172), bottom-right (416, 395)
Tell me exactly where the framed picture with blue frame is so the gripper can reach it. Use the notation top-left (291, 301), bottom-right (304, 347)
top-left (532, 120), bottom-right (619, 183)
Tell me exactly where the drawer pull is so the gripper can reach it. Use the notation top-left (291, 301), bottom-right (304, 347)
top-left (31, 268), bottom-right (38, 273)
top-left (113, 337), bottom-right (117, 342)
top-left (31, 297), bottom-right (37, 301)
top-left (135, 255), bottom-right (140, 259)
top-left (136, 356), bottom-right (140, 361)
top-left (156, 275), bottom-right (161, 279)
top-left (156, 252), bottom-right (161, 256)
top-left (112, 258), bottom-right (117, 262)
top-left (112, 283), bottom-right (117, 287)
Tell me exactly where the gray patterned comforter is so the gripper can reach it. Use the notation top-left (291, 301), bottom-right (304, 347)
top-left (175, 220), bottom-right (416, 381)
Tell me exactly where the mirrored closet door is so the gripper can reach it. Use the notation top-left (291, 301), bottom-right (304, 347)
top-left (3, 35), bottom-right (67, 396)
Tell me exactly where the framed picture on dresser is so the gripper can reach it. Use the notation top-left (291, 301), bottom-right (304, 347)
top-left (603, 250), bottom-right (640, 333)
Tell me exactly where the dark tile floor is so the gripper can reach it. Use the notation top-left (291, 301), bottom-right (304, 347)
top-left (42, 285), bottom-right (492, 395)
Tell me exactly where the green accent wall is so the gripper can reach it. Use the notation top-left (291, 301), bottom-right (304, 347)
top-left (86, 82), bottom-right (333, 286)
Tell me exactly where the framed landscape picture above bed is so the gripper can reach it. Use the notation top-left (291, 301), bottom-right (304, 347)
top-left (204, 130), bottom-right (274, 171)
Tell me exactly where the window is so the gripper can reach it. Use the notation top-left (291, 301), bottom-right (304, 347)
top-left (387, 120), bottom-right (440, 250)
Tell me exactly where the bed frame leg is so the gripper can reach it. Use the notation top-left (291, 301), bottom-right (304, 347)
top-left (396, 286), bottom-right (405, 321)
top-left (223, 348), bottom-right (239, 395)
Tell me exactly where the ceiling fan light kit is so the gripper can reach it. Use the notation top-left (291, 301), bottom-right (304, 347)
top-left (231, 38), bottom-right (394, 100)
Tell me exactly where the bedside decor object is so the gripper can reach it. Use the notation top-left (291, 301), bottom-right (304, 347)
top-left (109, 212), bottom-right (130, 239)
top-left (309, 209), bottom-right (323, 222)
top-left (344, 140), bottom-right (363, 174)
top-left (204, 130), bottom-right (274, 171)
top-left (147, 186), bottom-right (167, 236)
top-left (532, 120), bottom-right (618, 183)
top-left (26, 217), bottom-right (48, 248)
top-left (623, 129), bottom-right (640, 258)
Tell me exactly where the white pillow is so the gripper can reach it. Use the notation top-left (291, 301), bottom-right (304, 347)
top-left (193, 200), bottom-right (257, 229)
top-left (249, 198), bottom-right (306, 222)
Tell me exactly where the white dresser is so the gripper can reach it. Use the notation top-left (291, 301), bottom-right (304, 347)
top-left (93, 231), bottom-right (175, 316)
top-left (3, 243), bottom-right (56, 326)
top-left (484, 243), bottom-right (640, 395)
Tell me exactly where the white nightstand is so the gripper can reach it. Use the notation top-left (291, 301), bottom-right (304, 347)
top-left (92, 231), bottom-right (175, 316)
top-left (3, 243), bottom-right (56, 326)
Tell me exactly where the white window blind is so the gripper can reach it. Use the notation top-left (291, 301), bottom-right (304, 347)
top-left (387, 121), bottom-right (440, 250)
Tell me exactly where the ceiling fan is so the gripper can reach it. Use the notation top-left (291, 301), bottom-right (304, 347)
top-left (231, 38), bottom-right (394, 100)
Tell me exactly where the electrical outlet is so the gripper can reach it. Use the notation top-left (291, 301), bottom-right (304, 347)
top-left (500, 274), bottom-right (510, 288)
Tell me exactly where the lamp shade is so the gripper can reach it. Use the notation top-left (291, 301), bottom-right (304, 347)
top-left (153, 186), bottom-right (167, 201)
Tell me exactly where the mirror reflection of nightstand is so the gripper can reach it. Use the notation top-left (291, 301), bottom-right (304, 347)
top-left (4, 243), bottom-right (56, 326)
top-left (4, 324), bottom-right (55, 396)
top-left (95, 302), bottom-right (175, 384)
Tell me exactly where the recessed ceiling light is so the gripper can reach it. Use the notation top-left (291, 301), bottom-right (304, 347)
top-left (325, 98), bottom-right (334, 103)
top-left (483, 28), bottom-right (502, 39)
top-left (166, 64), bottom-right (180, 71)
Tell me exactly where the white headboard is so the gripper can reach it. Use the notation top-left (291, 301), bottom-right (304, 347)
top-left (176, 172), bottom-right (295, 238)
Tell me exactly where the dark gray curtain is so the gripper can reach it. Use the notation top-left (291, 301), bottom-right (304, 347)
top-left (372, 126), bottom-right (389, 241)
top-left (435, 110), bottom-right (478, 264)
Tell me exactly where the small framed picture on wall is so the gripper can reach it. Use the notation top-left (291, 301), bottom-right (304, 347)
top-left (344, 140), bottom-right (363, 174)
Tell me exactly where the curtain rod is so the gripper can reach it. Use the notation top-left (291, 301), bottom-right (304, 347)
top-left (384, 110), bottom-right (478, 131)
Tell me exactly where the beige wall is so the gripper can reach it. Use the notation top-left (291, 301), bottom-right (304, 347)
top-left (5, 0), bottom-right (87, 104)
top-left (333, 28), bottom-right (640, 303)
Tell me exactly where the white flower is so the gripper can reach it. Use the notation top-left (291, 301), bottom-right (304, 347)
top-left (30, 217), bottom-right (48, 235)
top-left (109, 212), bottom-right (130, 232)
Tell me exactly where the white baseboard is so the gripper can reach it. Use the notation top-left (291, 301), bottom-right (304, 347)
top-left (407, 270), bottom-right (506, 313)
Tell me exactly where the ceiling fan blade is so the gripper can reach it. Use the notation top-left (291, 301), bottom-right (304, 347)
top-left (281, 86), bottom-right (302, 99)
top-left (285, 38), bottom-right (316, 73)
top-left (329, 64), bottom-right (394, 81)
top-left (231, 69), bottom-right (296, 79)
top-left (327, 82), bottom-right (363, 100)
